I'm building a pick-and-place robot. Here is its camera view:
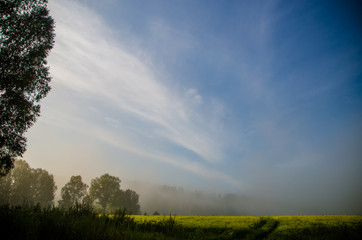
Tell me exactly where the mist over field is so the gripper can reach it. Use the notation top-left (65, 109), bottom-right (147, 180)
top-left (121, 178), bottom-right (362, 216)
top-left (18, 0), bottom-right (362, 216)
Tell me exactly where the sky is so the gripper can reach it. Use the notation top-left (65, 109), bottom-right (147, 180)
top-left (24, 0), bottom-right (361, 214)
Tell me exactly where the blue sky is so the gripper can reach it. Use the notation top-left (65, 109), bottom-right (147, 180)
top-left (24, 0), bottom-right (361, 212)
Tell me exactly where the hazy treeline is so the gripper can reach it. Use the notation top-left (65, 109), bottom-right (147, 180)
top-left (0, 160), bottom-right (264, 216)
top-left (0, 160), bottom-right (140, 214)
top-left (126, 180), bottom-right (362, 216)
top-left (126, 182), bottom-right (292, 216)
top-left (126, 182), bottom-right (253, 216)
top-left (3, 160), bottom-right (350, 216)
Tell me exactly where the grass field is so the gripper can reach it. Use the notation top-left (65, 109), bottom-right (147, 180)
top-left (269, 215), bottom-right (362, 239)
top-left (132, 215), bottom-right (362, 239)
top-left (1, 204), bottom-right (361, 239)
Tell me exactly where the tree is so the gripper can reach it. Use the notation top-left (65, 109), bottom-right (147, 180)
top-left (31, 167), bottom-right (57, 207)
top-left (0, 0), bottom-right (55, 176)
top-left (89, 174), bottom-right (141, 214)
top-left (89, 174), bottom-right (121, 212)
top-left (8, 159), bottom-right (33, 205)
top-left (117, 189), bottom-right (140, 214)
top-left (59, 175), bottom-right (88, 209)
top-left (0, 167), bottom-right (11, 204)
top-left (0, 159), bottom-right (57, 207)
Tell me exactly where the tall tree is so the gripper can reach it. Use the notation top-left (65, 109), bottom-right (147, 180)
top-left (59, 175), bottom-right (88, 209)
top-left (114, 189), bottom-right (140, 214)
top-left (0, 159), bottom-right (57, 207)
top-left (32, 167), bottom-right (57, 207)
top-left (89, 174), bottom-right (121, 212)
top-left (89, 174), bottom-right (141, 214)
top-left (8, 159), bottom-right (33, 205)
top-left (0, 0), bottom-right (55, 176)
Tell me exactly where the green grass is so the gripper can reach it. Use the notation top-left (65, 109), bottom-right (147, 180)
top-left (134, 215), bottom-right (260, 229)
top-left (133, 215), bottom-right (362, 239)
top-left (269, 215), bottom-right (362, 239)
top-left (0, 204), bottom-right (361, 239)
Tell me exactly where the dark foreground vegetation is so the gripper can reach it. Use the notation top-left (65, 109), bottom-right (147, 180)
top-left (0, 204), bottom-right (180, 240)
top-left (1, 204), bottom-right (361, 240)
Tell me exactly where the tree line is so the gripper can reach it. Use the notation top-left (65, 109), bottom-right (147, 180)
top-left (0, 159), bottom-right (140, 214)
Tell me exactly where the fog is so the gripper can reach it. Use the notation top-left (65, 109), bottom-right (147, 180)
top-left (122, 177), bottom-right (362, 216)
top-left (128, 122), bottom-right (361, 216)
top-left (26, 115), bottom-right (361, 216)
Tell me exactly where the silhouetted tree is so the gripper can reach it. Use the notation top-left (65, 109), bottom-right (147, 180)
top-left (0, 159), bottom-right (57, 207)
top-left (59, 175), bottom-right (88, 208)
top-left (113, 189), bottom-right (140, 214)
top-left (89, 174), bottom-right (121, 212)
top-left (123, 189), bottom-right (140, 214)
top-left (0, 0), bottom-right (55, 176)
top-left (31, 168), bottom-right (57, 206)
top-left (8, 160), bottom-right (33, 205)
top-left (89, 174), bottom-right (141, 214)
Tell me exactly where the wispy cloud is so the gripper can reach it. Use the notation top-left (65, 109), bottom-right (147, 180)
top-left (47, 0), bottom-right (233, 185)
top-left (186, 88), bottom-right (203, 105)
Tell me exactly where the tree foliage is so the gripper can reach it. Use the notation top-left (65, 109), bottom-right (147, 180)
top-left (117, 189), bottom-right (140, 214)
top-left (58, 175), bottom-right (88, 209)
top-left (0, 159), bottom-right (57, 207)
top-left (89, 174), bottom-right (140, 214)
top-left (8, 159), bottom-right (33, 205)
top-left (89, 174), bottom-right (121, 212)
top-left (0, 0), bottom-right (55, 176)
top-left (32, 168), bottom-right (57, 206)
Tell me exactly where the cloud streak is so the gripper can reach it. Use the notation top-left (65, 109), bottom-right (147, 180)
top-left (46, 0), bottom-right (233, 187)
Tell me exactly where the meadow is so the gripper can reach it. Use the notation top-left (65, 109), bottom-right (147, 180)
top-left (133, 215), bottom-right (362, 239)
top-left (0, 204), bottom-right (361, 239)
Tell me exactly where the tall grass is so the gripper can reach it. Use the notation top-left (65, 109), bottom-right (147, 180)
top-left (0, 204), bottom-right (182, 240)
